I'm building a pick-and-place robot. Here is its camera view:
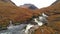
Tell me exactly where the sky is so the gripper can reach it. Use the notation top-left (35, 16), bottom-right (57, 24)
top-left (11, 0), bottom-right (56, 8)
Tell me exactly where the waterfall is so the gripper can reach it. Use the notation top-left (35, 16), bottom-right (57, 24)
top-left (9, 20), bottom-right (13, 26)
top-left (7, 20), bottom-right (14, 29)
top-left (24, 24), bottom-right (34, 34)
top-left (34, 18), bottom-right (43, 26)
top-left (42, 13), bottom-right (48, 17)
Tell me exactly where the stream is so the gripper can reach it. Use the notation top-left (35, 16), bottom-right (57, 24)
top-left (0, 24), bottom-right (27, 34)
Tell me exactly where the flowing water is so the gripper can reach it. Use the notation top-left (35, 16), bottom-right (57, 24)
top-left (0, 13), bottom-right (48, 34)
top-left (0, 24), bottom-right (27, 34)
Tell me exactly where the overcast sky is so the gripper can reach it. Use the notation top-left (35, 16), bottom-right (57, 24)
top-left (11, 0), bottom-right (56, 8)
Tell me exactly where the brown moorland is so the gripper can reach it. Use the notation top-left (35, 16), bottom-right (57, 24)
top-left (33, 0), bottom-right (60, 34)
top-left (0, 0), bottom-right (42, 27)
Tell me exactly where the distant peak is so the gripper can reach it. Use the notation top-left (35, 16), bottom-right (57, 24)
top-left (20, 4), bottom-right (38, 10)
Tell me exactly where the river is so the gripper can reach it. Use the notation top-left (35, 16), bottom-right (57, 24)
top-left (0, 24), bottom-right (27, 34)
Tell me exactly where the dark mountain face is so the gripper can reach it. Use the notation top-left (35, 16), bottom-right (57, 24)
top-left (29, 5), bottom-right (38, 10)
top-left (20, 4), bottom-right (38, 10)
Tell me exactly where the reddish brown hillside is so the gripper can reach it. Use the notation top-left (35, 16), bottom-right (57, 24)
top-left (0, 6), bottom-right (34, 25)
top-left (0, 0), bottom-right (43, 27)
top-left (33, 0), bottom-right (60, 34)
top-left (34, 26), bottom-right (56, 34)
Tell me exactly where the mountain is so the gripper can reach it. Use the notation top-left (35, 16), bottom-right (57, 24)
top-left (32, 0), bottom-right (60, 34)
top-left (0, 0), bottom-right (60, 34)
top-left (20, 4), bottom-right (38, 10)
top-left (0, 0), bottom-right (42, 29)
top-left (34, 26), bottom-right (56, 34)
top-left (0, 0), bottom-right (16, 6)
top-left (51, 0), bottom-right (60, 5)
